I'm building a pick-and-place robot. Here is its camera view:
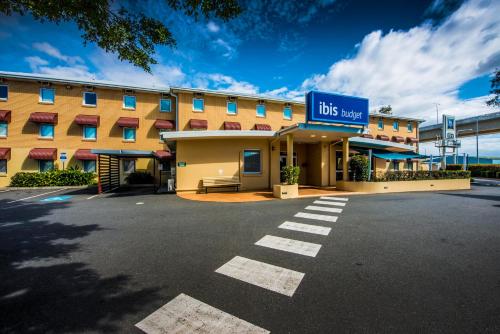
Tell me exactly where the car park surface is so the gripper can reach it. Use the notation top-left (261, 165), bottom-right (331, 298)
top-left (1, 184), bottom-right (499, 333)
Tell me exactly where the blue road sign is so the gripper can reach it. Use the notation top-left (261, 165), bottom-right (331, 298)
top-left (306, 91), bottom-right (369, 126)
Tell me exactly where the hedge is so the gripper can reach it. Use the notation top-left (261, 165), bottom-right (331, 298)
top-left (467, 164), bottom-right (500, 177)
top-left (373, 170), bottom-right (470, 182)
top-left (10, 170), bottom-right (96, 187)
top-left (350, 155), bottom-right (369, 181)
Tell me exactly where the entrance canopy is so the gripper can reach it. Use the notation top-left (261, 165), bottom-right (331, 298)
top-left (349, 136), bottom-right (416, 152)
top-left (371, 150), bottom-right (427, 160)
top-left (277, 123), bottom-right (363, 142)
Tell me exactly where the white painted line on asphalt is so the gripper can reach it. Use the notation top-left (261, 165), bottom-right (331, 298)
top-left (136, 202), bottom-right (144, 205)
top-left (255, 235), bottom-right (322, 257)
top-left (313, 200), bottom-right (346, 207)
top-left (135, 293), bottom-right (269, 334)
top-left (305, 205), bottom-right (343, 214)
top-left (86, 194), bottom-right (99, 200)
top-left (215, 256), bottom-right (304, 297)
top-left (6, 188), bottom-right (65, 204)
top-left (319, 196), bottom-right (348, 201)
top-left (279, 221), bottom-right (331, 236)
top-left (0, 189), bottom-right (10, 193)
top-left (294, 212), bottom-right (338, 223)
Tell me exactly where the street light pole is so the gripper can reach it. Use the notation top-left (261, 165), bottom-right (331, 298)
top-left (476, 117), bottom-right (479, 164)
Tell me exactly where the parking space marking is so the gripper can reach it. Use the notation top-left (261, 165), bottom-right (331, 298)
top-left (279, 221), bottom-right (331, 236)
top-left (86, 194), bottom-right (99, 200)
top-left (135, 293), bottom-right (269, 334)
top-left (255, 235), bottom-right (322, 257)
top-left (0, 189), bottom-right (10, 193)
top-left (319, 196), bottom-right (349, 201)
top-left (6, 188), bottom-right (65, 204)
top-left (313, 200), bottom-right (346, 207)
top-left (305, 205), bottom-right (343, 214)
top-left (294, 212), bottom-right (338, 223)
top-left (136, 202), bottom-right (144, 205)
top-left (215, 256), bottom-right (305, 297)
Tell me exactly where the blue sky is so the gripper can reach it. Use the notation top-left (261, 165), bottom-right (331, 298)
top-left (0, 0), bottom-right (499, 156)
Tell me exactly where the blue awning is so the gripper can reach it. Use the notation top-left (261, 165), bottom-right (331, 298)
top-left (372, 150), bottom-right (427, 160)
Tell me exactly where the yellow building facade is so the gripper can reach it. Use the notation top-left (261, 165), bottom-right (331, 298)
top-left (0, 72), bottom-right (423, 190)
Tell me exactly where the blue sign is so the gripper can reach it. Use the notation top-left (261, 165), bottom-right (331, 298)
top-left (60, 152), bottom-right (67, 161)
top-left (306, 91), bottom-right (369, 126)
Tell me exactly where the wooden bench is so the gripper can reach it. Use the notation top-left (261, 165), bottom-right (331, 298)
top-left (202, 176), bottom-right (241, 193)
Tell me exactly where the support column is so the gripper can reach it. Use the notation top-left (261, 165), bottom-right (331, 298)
top-left (286, 133), bottom-right (294, 167)
top-left (342, 137), bottom-right (349, 181)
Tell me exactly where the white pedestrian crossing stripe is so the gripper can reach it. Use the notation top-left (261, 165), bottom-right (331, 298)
top-left (305, 205), bottom-right (343, 214)
top-left (135, 293), bottom-right (269, 334)
top-left (313, 200), bottom-right (346, 207)
top-left (294, 212), bottom-right (338, 222)
top-left (319, 196), bottom-right (349, 201)
top-left (279, 221), bottom-right (331, 236)
top-left (215, 256), bottom-right (305, 297)
top-left (255, 235), bottom-right (322, 257)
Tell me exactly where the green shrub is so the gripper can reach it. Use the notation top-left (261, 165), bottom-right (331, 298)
top-left (496, 171), bottom-right (500, 179)
top-left (468, 164), bottom-right (500, 177)
top-left (281, 166), bottom-right (300, 185)
top-left (446, 164), bottom-right (463, 170)
top-left (349, 155), bottom-right (369, 181)
top-left (373, 170), bottom-right (470, 182)
top-left (125, 171), bottom-right (154, 184)
top-left (10, 170), bottom-right (96, 187)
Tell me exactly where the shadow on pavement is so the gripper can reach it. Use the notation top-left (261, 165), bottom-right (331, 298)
top-left (437, 192), bottom-right (500, 202)
top-left (0, 198), bottom-right (159, 333)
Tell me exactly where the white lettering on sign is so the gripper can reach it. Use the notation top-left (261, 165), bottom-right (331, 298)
top-left (341, 109), bottom-right (363, 121)
top-left (319, 101), bottom-right (338, 116)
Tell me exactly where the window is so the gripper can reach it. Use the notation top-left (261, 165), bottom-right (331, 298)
top-left (407, 122), bottom-right (413, 132)
top-left (243, 149), bottom-right (261, 174)
top-left (283, 106), bottom-right (292, 120)
top-left (256, 104), bottom-right (266, 117)
top-left (123, 95), bottom-right (136, 110)
top-left (39, 124), bottom-right (54, 138)
top-left (83, 160), bottom-right (96, 173)
top-left (160, 98), bottom-right (171, 112)
top-left (123, 127), bottom-right (136, 141)
top-left (0, 159), bottom-right (6, 174)
top-left (0, 122), bottom-right (7, 137)
top-left (392, 161), bottom-right (399, 171)
top-left (39, 160), bottom-right (54, 172)
top-left (378, 118), bottom-right (384, 130)
top-left (393, 121), bottom-right (399, 131)
top-left (83, 92), bottom-right (97, 106)
top-left (123, 160), bottom-right (135, 173)
top-left (227, 101), bottom-right (237, 115)
top-left (39, 88), bottom-right (55, 104)
top-left (83, 125), bottom-right (97, 140)
top-left (0, 85), bottom-right (8, 101)
top-left (193, 98), bottom-right (204, 112)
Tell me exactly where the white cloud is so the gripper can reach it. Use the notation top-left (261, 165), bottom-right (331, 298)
top-left (33, 42), bottom-right (83, 65)
top-left (25, 56), bottom-right (49, 72)
top-left (206, 21), bottom-right (220, 33)
top-left (211, 38), bottom-right (237, 59)
top-left (198, 73), bottom-right (259, 94)
top-left (300, 0), bottom-right (500, 124)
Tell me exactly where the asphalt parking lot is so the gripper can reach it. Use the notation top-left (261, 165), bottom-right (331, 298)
top-left (0, 182), bottom-right (499, 333)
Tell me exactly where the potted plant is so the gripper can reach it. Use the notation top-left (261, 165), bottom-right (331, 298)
top-left (273, 166), bottom-right (300, 199)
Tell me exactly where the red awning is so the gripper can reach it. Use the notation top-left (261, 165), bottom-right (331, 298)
top-left (154, 119), bottom-right (175, 130)
top-left (254, 123), bottom-right (272, 131)
top-left (29, 148), bottom-right (57, 160)
top-left (74, 149), bottom-right (97, 160)
top-left (75, 114), bottom-right (100, 126)
top-left (0, 148), bottom-right (11, 160)
top-left (377, 134), bottom-right (390, 141)
top-left (361, 134), bottom-right (374, 139)
top-left (392, 136), bottom-right (405, 143)
top-left (190, 119), bottom-right (208, 130)
top-left (29, 112), bottom-right (58, 124)
top-left (406, 137), bottom-right (418, 143)
top-left (224, 121), bottom-right (241, 130)
top-left (116, 117), bottom-right (139, 128)
top-left (154, 150), bottom-right (173, 160)
top-left (0, 110), bottom-right (11, 122)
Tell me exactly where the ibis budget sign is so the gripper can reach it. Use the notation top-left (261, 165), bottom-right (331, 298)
top-left (306, 91), bottom-right (369, 126)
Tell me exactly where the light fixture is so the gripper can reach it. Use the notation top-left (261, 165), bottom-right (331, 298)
top-left (310, 134), bottom-right (316, 138)
top-left (321, 135), bottom-right (327, 138)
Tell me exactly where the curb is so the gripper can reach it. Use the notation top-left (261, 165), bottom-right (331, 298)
top-left (3, 185), bottom-right (97, 190)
